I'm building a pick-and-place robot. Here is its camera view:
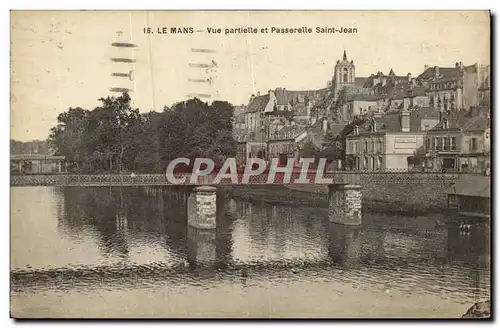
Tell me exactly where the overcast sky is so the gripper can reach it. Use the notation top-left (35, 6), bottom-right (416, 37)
top-left (11, 10), bottom-right (490, 141)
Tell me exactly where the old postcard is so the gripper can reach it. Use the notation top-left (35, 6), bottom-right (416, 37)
top-left (10, 10), bottom-right (491, 319)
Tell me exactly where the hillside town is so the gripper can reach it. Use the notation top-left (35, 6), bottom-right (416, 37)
top-left (232, 50), bottom-right (491, 173)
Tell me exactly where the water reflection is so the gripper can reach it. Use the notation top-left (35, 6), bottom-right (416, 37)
top-left (10, 186), bottom-right (490, 317)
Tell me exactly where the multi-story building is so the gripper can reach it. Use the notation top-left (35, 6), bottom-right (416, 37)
top-left (267, 126), bottom-right (306, 162)
top-left (418, 62), bottom-right (482, 112)
top-left (402, 86), bottom-right (430, 110)
top-left (244, 91), bottom-right (276, 157)
top-left (233, 112), bottom-right (246, 130)
top-left (232, 128), bottom-right (249, 165)
top-left (341, 94), bottom-right (378, 121)
top-left (345, 107), bottom-right (440, 171)
top-left (425, 113), bottom-right (490, 172)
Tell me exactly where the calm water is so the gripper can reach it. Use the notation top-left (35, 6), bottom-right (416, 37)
top-left (10, 186), bottom-right (490, 318)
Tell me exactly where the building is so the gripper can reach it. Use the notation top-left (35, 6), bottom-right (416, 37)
top-left (477, 65), bottom-right (490, 107)
top-left (267, 126), bottom-right (306, 162)
top-left (364, 69), bottom-right (412, 90)
top-left (11, 154), bottom-right (66, 174)
top-left (341, 94), bottom-right (378, 121)
top-left (232, 128), bottom-right (249, 165)
top-left (233, 112), bottom-right (246, 130)
top-left (418, 62), bottom-right (481, 112)
top-left (331, 51), bottom-right (368, 101)
top-left (402, 86), bottom-right (430, 110)
top-left (244, 92), bottom-right (275, 157)
top-left (445, 175), bottom-right (490, 219)
top-left (345, 107), bottom-right (440, 171)
top-left (425, 113), bottom-right (490, 172)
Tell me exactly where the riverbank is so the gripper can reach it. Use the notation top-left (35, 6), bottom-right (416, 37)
top-left (222, 185), bottom-right (450, 216)
top-left (462, 300), bottom-right (491, 319)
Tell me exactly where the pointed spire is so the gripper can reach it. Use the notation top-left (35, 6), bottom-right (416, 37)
top-left (343, 50), bottom-right (347, 61)
top-left (389, 68), bottom-right (395, 76)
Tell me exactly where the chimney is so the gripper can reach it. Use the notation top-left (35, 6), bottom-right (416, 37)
top-left (401, 109), bottom-right (410, 132)
top-left (257, 91), bottom-right (260, 97)
top-left (424, 65), bottom-right (429, 71)
top-left (373, 112), bottom-right (382, 132)
top-left (434, 66), bottom-right (440, 77)
top-left (250, 94), bottom-right (255, 102)
top-left (354, 125), bottom-right (359, 136)
top-left (407, 73), bottom-right (412, 82)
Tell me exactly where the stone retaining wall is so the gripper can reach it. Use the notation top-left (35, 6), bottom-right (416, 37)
top-left (288, 173), bottom-right (463, 212)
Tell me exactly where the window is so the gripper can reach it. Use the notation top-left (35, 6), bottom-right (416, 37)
top-left (435, 137), bottom-right (442, 151)
top-left (343, 68), bottom-right (348, 83)
top-left (443, 137), bottom-right (450, 151)
top-left (450, 137), bottom-right (457, 151)
top-left (378, 139), bottom-right (383, 153)
top-left (371, 140), bottom-right (375, 153)
top-left (426, 137), bottom-right (431, 152)
top-left (363, 157), bottom-right (368, 170)
top-left (284, 106), bottom-right (288, 111)
top-left (471, 138), bottom-right (478, 151)
top-left (378, 156), bottom-right (383, 170)
top-left (364, 141), bottom-right (368, 152)
top-left (349, 142), bottom-right (354, 153)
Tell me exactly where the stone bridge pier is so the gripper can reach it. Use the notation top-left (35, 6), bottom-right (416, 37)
top-left (328, 184), bottom-right (363, 225)
top-left (186, 186), bottom-right (232, 267)
top-left (327, 184), bottom-right (363, 265)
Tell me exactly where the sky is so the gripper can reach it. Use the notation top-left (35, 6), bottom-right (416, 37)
top-left (10, 10), bottom-right (490, 141)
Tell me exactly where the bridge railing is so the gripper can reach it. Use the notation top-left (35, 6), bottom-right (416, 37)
top-left (10, 170), bottom-right (488, 187)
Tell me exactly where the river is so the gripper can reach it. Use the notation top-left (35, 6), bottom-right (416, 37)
top-left (10, 186), bottom-right (490, 318)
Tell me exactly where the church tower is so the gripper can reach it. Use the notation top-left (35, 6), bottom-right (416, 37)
top-left (332, 50), bottom-right (356, 100)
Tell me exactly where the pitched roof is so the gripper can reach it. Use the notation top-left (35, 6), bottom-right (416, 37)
top-left (416, 67), bottom-right (462, 81)
top-left (406, 86), bottom-right (428, 97)
top-left (355, 77), bottom-right (368, 87)
top-left (354, 108), bottom-right (438, 135)
top-left (462, 116), bottom-right (490, 132)
top-left (274, 88), bottom-right (328, 106)
top-left (428, 112), bottom-right (471, 132)
top-left (410, 107), bottom-right (440, 120)
top-left (246, 94), bottom-right (270, 113)
top-left (345, 93), bottom-right (378, 102)
top-left (444, 175), bottom-right (490, 198)
top-left (328, 123), bottom-right (347, 137)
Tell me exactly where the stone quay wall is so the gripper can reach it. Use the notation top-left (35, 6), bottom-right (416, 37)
top-left (288, 173), bottom-right (463, 213)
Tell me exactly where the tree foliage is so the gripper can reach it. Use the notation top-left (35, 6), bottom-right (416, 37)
top-left (48, 94), bottom-right (236, 173)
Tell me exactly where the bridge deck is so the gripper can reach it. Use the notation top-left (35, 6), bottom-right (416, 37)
top-left (10, 172), bottom-right (473, 187)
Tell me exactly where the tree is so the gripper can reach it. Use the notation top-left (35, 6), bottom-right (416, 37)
top-left (321, 131), bottom-right (343, 161)
top-left (48, 94), bottom-right (237, 174)
top-left (300, 141), bottom-right (319, 159)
